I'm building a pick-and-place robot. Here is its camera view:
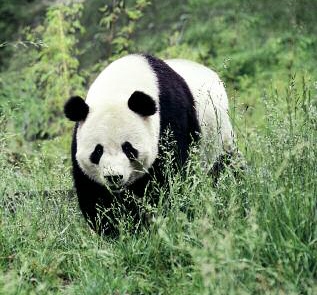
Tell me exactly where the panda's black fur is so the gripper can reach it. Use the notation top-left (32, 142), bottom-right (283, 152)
top-left (69, 55), bottom-right (201, 235)
top-left (144, 54), bottom-right (201, 164)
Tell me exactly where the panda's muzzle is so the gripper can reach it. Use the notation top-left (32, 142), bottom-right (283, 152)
top-left (104, 175), bottom-right (124, 186)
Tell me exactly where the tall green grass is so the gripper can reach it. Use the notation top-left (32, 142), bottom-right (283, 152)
top-left (0, 78), bottom-right (316, 294)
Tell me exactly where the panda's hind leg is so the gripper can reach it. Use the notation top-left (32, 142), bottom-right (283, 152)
top-left (209, 149), bottom-right (246, 185)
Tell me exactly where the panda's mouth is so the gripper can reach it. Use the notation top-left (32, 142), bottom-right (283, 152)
top-left (102, 178), bottom-right (126, 193)
top-left (103, 183), bottom-right (125, 194)
top-left (105, 180), bottom-right (122, 188)
top-left (109, 187), bottom-right (125, 194)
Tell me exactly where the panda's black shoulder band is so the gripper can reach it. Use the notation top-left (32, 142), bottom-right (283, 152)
top-left (64, 96), bottom-right (89, 121)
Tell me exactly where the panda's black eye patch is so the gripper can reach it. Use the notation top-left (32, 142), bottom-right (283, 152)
top-left (90, 144), bottom-right (103, 165)
top-left (122, 141), bottom-right (138, 161)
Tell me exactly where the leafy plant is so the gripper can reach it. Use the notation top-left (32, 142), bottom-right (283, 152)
top-left (98, 0), bottom-right (151, 62)
top-left (0, 3), bottom-right (85, 141)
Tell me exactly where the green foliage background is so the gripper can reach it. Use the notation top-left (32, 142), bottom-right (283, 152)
top-left (0, 0), bottom-right (316, 294)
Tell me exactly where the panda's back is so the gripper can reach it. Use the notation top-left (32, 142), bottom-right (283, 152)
top-left (165, 59), bottom-right (233, 151)
top-left (165, 59), bottom-right (229, 110)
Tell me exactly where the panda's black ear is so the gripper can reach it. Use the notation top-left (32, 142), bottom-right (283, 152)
top-left (64, 96), bottom-right (89, 121)
top-left (128, 91), bottom-right (157, 117)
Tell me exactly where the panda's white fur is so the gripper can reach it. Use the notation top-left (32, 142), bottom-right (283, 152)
top-left (75, 55), bottom-right (233, 188)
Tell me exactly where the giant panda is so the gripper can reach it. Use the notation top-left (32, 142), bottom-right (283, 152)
top-left (64, 54), bottom-right (234, 235)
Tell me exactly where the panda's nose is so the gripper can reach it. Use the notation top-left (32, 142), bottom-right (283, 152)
top-left (105, 175), bottom-right (123, 185)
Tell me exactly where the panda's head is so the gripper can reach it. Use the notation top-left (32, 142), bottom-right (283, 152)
top-left (64, 55), bottom-right (160, 190)
top-left (64, 92), bottom-right (159, 190)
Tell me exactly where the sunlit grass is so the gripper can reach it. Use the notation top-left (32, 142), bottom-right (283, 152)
top-left (0, 79), bottom-right (316, 294)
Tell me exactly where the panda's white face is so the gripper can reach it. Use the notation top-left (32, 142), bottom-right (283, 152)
top-left (70, 55), bottom-right (160, 189)
top-left (76, 102), bottom-right (159, 189)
